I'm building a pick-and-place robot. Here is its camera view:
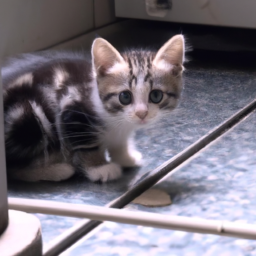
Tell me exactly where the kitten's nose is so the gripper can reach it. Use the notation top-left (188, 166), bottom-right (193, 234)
top-left (135, 110), bottom-right (148, 120)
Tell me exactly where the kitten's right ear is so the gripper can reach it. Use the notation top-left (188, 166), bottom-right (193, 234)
top-left (91, 38), bottom-right (125, 77)
top-left (153, 35), bottom-right (185, 75)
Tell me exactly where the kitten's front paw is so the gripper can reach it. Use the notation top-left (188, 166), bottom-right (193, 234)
top-left (113, 150), bottom-right (143, 167)
top-left (86, 163), bottom-right (122, 183)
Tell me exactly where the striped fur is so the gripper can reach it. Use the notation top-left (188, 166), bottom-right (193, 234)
top-left (2, 35), bottom-right (185, 182)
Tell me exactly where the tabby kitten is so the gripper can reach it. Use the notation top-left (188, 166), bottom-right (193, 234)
top-left (2, 35), bottom-right (185, 182)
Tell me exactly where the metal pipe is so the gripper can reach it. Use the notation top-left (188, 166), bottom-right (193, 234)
top-left (8, 197), bottom-right (256, 240)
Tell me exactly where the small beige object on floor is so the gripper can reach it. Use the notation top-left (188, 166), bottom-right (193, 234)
top-left (0, 210), bottom-right (42, 256)
top-left (132, 188), bottom-right (172, 207)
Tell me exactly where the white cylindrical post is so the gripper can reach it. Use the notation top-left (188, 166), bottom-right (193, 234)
top-left (8, 198), bottom-right (256, 241)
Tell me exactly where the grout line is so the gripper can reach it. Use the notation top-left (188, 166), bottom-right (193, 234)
top-left (43, 98), bottom-right (256, 256)
top-left (8, 198), bottom-right (256, 240)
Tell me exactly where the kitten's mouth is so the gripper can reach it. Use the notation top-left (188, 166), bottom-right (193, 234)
top-left (138, 119), bottom-right (147, 125)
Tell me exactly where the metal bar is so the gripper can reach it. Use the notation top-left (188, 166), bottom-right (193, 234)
top-left (8, 197), bottom-right (256, 240)
top-left (42, 98), bottom-right (256, 256)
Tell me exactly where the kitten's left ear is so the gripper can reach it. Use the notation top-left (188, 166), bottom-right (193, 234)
top-left (92, 38), bottom-right (126, 77)
top-left (153, 35), bottom-right (185, 74)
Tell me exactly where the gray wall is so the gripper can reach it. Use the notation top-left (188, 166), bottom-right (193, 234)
top-left (0, 0), bottom-right (94, 56)
top-left (0, 0), bottom-right (116, 57)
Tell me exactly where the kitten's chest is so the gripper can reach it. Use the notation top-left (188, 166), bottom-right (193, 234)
top-left (101, 122), bottom-right (135, 147)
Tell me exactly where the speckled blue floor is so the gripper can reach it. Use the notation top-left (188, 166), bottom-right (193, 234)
top-left (62, 105), bottom-right (256, 256)
top-left (7, 20), bottom-right (256, 255)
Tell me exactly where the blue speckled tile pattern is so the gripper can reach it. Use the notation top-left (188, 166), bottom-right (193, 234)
top-left (62, 223), bottom-right (253, 256)
top-left (64, 111), bottom-right (256, 256)
top-left (34, 214), bottom-right (80, 245)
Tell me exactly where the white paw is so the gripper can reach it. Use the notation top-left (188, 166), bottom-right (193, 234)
top-left (112, 150), bottom-right (143, 167)
top-left (86, 163), bottom-right (122, 183)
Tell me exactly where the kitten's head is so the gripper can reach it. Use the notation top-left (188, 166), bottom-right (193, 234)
top-left (91, 35), bottom-right (185, 127)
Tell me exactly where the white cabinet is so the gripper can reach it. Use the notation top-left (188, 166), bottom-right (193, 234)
top-left (115, 0), bottom-right (256, 29)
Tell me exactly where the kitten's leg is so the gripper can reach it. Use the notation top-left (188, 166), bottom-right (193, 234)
top-left (10, 163), bottom-right (75, 182)
top-left (73, 149), bottom-right (122, 182)
top-left (59, 102), bottom-right (121, 182)
top-left (108, 138), bottom-right (142, 167)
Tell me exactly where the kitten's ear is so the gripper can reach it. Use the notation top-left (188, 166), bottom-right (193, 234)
top-left (92, 38), bottom-right (125, 77)
top-left (153, 35), bottom-right (185, 74)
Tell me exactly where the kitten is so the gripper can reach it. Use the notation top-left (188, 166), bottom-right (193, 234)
top-left (2, 35), bottom-right (185, 182)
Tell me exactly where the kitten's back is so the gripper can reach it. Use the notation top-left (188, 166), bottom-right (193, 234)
top-left (2, 51), bottom-right (92, 88)
top-left (2, 51), bottom-right (95, 172)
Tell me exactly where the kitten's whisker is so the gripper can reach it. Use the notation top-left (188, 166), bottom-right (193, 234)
top-left (51, 122), bottom-right (104, 128)
top-left (61, 133), bottom-right (100, 139)
top-left (68, 138), bottom-right (99, 146)
top-left (62, 131), bottom-right (101, 135)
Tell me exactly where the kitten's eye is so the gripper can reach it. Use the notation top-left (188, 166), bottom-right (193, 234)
top-left (149, 90), bottom-right (163, 104)
top-left (119, 91), bottom-right (132, 105)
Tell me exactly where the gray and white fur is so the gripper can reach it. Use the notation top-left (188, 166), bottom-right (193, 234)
top-left (2, 35), bottom-right (185, 182)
